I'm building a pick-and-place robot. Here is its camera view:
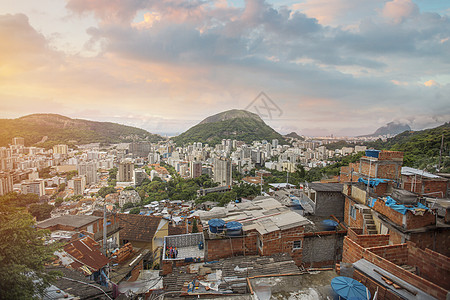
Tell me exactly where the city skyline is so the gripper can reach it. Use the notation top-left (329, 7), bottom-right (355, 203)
top-left (1, 0), bottom-right (449, 136)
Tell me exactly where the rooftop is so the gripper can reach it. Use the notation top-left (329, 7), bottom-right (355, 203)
top-left (308, 182), bottom-right (343, 192)
top-left (117, 214), bottom-right (164, 243)
top-left (401, 166), bottom-right (443, 179)
top-left (37, 215), bottom-right (102, 229)
top-left (196, 198), bottom-right (310, 235)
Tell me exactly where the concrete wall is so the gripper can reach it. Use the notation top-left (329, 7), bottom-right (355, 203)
top-left (315, 191), bottom-right (345, 219)
top-left (302, 233), bottom-right (344, 267)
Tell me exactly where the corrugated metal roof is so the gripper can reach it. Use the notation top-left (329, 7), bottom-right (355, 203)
top-left (37, 215), bottom-right (101, 229)
top-left (63, 236), bottom-right (109, 274)
top-left (401, 167), bottom-right (442, 179)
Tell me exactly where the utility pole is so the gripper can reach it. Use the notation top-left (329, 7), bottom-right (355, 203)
top-left (103, 203), bottom-right (107, 256)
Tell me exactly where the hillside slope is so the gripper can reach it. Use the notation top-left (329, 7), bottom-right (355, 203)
top-left (0, 114), bottom-right (163, 148)
top-left (172, 109), bottom-right (285, 145)
top-left (367, 122), bottom-right (449, 170)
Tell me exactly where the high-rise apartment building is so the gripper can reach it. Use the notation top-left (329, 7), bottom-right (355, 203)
top-left (73, 176), bottom-right (86, 195)
top-left (190, 161), bottom-right (202, 178)
top-left (118, 161), bottom-right (134, 182)
top-left (53, 144), bottom-right (69, 155)
top-left (0, 172), bottom-right (13, 196)
top-left (21, 179), bottom-right (45, 197)
top-left (129, 141), bottom-right (152, 158)
top-left (77, 161), bottom-right (98, 185)
top-left (214, 158), bottom-right (232, 187)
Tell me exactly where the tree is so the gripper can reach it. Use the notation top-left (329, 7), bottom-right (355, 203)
top-left (0, 202), bottom-right (61, 299)
top-left (192, 218), bottom-right (199, 233)
top-left (28, 203), bottom-right (54, 221)
top-left (129, 207), bottom-right (141, 214)
top-left (98, 186), bottom-right (116, 198)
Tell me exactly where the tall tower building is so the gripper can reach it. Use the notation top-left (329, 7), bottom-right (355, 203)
top-left (214, 158), bottom-right (232, 187)
top-left (77, 161), bottom-right (98, 185)
top-left (118, 161), bottom-right (134, 182)
top-left (73, 176), bottom-right (86, 195)
top-left (53, 144), bottom-right (69, 155)
top-left (190, 161), bottom-right (202, 179)
top-left (0, 172), bottom-right (13, 196)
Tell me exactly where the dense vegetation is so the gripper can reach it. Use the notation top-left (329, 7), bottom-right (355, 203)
top-left (367, 122), bottom-right (450, 172)
top-left (0, 195), bottom-right (61, 299)
top-left (0, 113), bottom-right (163, 148)
top-left (172, 114), bottom-right (285, 146)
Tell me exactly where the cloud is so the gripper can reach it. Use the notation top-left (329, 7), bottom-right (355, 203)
top-left (424, 79), bottom-right (439, 87)
top-left (1, 0), bottom-right (450, 136)
top-left (0, 14), bottom-right (61, 77)
top-left (382, 0), bottom-right (419, 24)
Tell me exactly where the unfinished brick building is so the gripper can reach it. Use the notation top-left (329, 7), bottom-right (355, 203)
top-left (341, 228), bottom-right (449, 300)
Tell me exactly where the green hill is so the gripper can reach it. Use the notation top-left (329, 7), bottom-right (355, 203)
top-left (367, 122), bottom-right (450, 171)
top-left (0, 114), bottom-right (163, 148)
top-left (172, 109), bottom-right (285, 146)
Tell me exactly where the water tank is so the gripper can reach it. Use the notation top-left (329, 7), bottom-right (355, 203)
top-left (226, 221), bottom-right (243, 236)
top-left (321, 219), bottom-right (339, 231)
top-left (365, 150), bottom-right (381, 158)
top-left (208, 219), bottom-right (226, 233)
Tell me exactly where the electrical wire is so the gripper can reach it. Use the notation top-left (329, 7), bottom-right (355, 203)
top-left (61, 276), bottom-right (113, 300)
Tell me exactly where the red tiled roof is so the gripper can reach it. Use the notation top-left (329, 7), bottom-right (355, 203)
top-left (118, 214), bottom-right (163, 243)
top-left (64, 236), bottom-right (109, 274)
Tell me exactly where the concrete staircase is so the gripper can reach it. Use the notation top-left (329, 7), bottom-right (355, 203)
top-left (362, 208), bottom-right (377, 234)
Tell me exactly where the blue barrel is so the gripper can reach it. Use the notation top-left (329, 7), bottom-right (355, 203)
top-left (226, 221), bottom-right (243, 236)
top-left (365, 150), bottom-right (380, 158)
top-left (321, 219), bottom-right (339, 231)
top-left (208, 219), bottom-right (226, 233)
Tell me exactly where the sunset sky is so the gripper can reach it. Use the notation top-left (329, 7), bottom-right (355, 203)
top-left (1, 0), bottom-right (449, 136)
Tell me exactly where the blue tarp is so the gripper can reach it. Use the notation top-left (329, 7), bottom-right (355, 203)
top-left (384, 196), bottom-right (428, 215)
top-left (358, 177), bottom-right (389, 187)
top-left (368, 198), bottom-right (377, 208)
top-left (226, 221), bottom-right (242, 231)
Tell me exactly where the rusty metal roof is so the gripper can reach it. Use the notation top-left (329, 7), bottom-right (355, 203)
top-left (63, 236), bottom-right (109, 274)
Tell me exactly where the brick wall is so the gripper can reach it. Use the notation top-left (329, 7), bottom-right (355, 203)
top-left (377, 163), bottom-right (401, 180)
top-left (360, 159), bottom-right (378, 178)
top-left (372, 199), bottom-right (404, 226)
top-left (378, 151), bottom-right (404, 161)
top-left (405, 210), bottom-right (436, 229)
top-left (206, 237), bottom-right (245, 261)
top-left (344, 197), bottom-right (364, 228)
top-left (347, 227), bottom-right (390, 248)
top-left (342, 231), bottom-right (449, 300)
top-left (367, 244), bottom-right (408, 265)
top-left (407, 243), bottom-right (450, 290)
top-left (409, 230), bottom-right (450, 257)
top-left (423, 180), bottom-right (448, 197)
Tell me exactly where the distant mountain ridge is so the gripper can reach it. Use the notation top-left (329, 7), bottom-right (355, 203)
top-left (367, 122), bottom-right (449, 170)
top-left (172, 109), bottom-right (285, 146)
top-left (361, 121), bottom-right (411, 137)
top-left (0, 114), bottom-right (163, 148)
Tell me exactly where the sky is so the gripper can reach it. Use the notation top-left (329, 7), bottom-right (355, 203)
top-left (0, 0), bottom-right (449, 137)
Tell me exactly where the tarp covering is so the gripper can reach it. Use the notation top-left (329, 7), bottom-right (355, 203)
top-left (208, 219), bottom-right (226, 227)
top-left (358, 177), bottom-right (389, 187)
top-left (385, 196), bottom-right (428, 215)
top-left (331, 276), bottom-right (371, 300)
top-left (225, 221), bottom-right (242, 231)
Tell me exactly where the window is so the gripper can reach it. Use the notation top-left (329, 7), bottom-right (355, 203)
top-left (293, 240), bottom-right (302, 250)
top-left (350, 205), bottom-right (356, 219)
top-left (257, 236), bottom-right (263, 250)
